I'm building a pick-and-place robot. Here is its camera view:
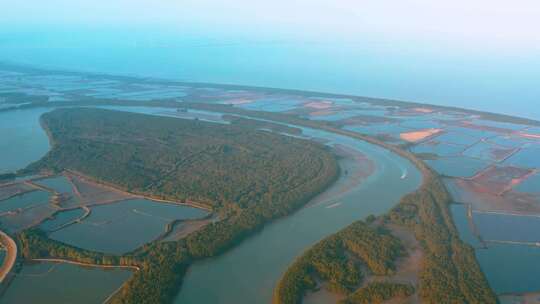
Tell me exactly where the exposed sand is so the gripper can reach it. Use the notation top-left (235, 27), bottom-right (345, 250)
top-left (222, 98), bottom-right (254, 105)
top-left (0, 230), bottom-right (17, 283)
top-left (517, 132), bottom-right (540, 140)
top-left (310, 110), bottom-right (336, 116)
top-left (309, 144), bottom-right (375, 206)
top-left (413, 107), bottom-right (434, 114)
top-left (360, 224), bottom-right (422, 304)
top-left (468, 166), bottom-right (535, 196)
top-left (446, 178), bottom-right (540, 214)
top-left (161, 218), bottom-right (214, 242)
top-left (304, 101), bottom-right (333, 110)
top-left (400, 129), bottom-right (442, 143)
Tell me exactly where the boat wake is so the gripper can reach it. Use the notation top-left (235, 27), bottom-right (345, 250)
top-left (400, 168), bottom-right (408, 179)
top-left (325, 202), bottom-right (341, 209)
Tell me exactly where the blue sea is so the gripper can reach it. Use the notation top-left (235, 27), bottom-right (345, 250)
top-left (1, 28), bottom-right (539, 119)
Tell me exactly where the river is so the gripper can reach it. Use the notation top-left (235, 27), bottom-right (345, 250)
top-left (0, 103), bottom-right (422, 304)
top-left (174, 119), bottom-right (422, 303)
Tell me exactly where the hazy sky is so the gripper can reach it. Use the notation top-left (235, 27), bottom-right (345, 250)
top-left (2, 1), bottom-right (539, 118)
top-left (3, 0), bottom-right (540, 51)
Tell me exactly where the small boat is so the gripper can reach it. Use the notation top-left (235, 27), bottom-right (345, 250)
top-left (326, 202), bottom-right (342, 209)
top-left (400, 169), bottom-right (408, 179)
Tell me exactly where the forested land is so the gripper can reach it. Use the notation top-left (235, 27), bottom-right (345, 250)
top-left (273, 221), bottom-right (405, 304)
top-left (21, 107), bottom-right (339, 303)
top-left (340, 282), bottom-right (415, 304)
top-left (388, 176), bottom-right (497, 303)
top-left (178, 103), bottom-right (498, 304)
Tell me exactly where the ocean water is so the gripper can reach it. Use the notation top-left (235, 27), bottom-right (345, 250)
top-left (1, 28), bottom-right (539, 120)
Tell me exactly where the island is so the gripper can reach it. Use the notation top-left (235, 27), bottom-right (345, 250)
top-left (18, 107), bottom-right (339, 303)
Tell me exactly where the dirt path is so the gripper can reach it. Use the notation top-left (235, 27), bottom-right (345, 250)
top-left (30, 258), bottom-right (140, 271)
top-left (0, 230), bottom-right (17, 283)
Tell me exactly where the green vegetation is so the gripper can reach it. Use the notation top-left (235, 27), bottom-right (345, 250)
top-left (21, 107), bottom-right (339, 303)
top-left (18, 229), bottom-right (136, 266)
top-left (388, 176), bottom-right (497, 303)
top-left (340, 282), bottom-right (415, 304)
top-left (177, 104), bottom-right (497, 304)
top-left (273, 221), bottom-right (404, 304)
top-left (19, 104), bottom-right (498, 304)
top-left (27, 108), bottom-right (336, 212)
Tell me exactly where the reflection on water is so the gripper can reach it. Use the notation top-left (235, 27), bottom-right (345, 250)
top-left (0, 108), bottom-right (51, 174)
top-left (0, 262), bottom-right (132, 304)
top-left (451, 203), bottom-right (540, 295)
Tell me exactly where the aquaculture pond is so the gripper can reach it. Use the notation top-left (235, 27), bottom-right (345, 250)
top-left (0, 191), bottom-right (50, 214)
top-left (175, 120), bottom-right (422, 304)
top-left (477, 244), bottom-right (540, 295)
top-left (451, 203), bottom-right (540, 295)
top-left (425, 156), bottom-right (490, 178)
top-left (411, 141), bottom-right (466, 157)
top-left (504, 146), bottom-right (540, 169)
top-left (515, 172), bottom-right (540, 194)
top-left (0, 262), bottom-right (132, 304)
top-left (38, 208), bottom-right (86, 232)
top-left (474, 212), bottom-right (540, 243)
top-left (33, 176), bottom-right (75, 195)
top-left (47, 199), bottom-right (208, 254)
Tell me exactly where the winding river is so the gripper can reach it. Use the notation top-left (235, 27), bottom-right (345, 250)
top-left (0, 107), bottom-right (421, 304)
top-left (174, 120), bottom-right (422, 303)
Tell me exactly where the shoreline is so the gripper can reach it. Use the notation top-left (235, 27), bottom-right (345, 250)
top-left (1, 62), bottom-right (539, 127)
top-left (0, 230), bottom-right (16, 283)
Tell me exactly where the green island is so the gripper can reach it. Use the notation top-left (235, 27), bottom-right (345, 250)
top-left (18, 108), bottom-right (339, 303)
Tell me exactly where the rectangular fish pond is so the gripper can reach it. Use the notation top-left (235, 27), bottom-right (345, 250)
top-left (41, 198), bottom-right (208, 254)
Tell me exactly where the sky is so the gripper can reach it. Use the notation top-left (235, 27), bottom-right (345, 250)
top-left (3, 0), bottom-right (540, 50)
top-left (1, 1), bottom-right (539, 118)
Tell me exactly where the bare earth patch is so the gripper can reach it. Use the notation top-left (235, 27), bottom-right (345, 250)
top-left (516, 132), bottom-right (540, 140)
top-left (310, 110), bottom-right (336, 116)
top-left (304, 101), bottom-right (334, 109)
top-left (361, 223), bottom-right (423, 304)
top-left (222, 98), bottom-right (255, 105)
top-left (400, 129), bottom-right (442, 143)
top-left (310, 144), bottom-right (375, 206)
top-left (413, 107), bottom-right (435, 114)
top-left (468, 166), bottom-right (536, 196)
top-left (447, 178), bottom-right (540, 214)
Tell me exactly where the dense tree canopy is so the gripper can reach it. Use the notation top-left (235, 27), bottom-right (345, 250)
top-left (273, 221), bottom-right (405, 304)
top-left (22, 108), bottom-right (339, 303)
